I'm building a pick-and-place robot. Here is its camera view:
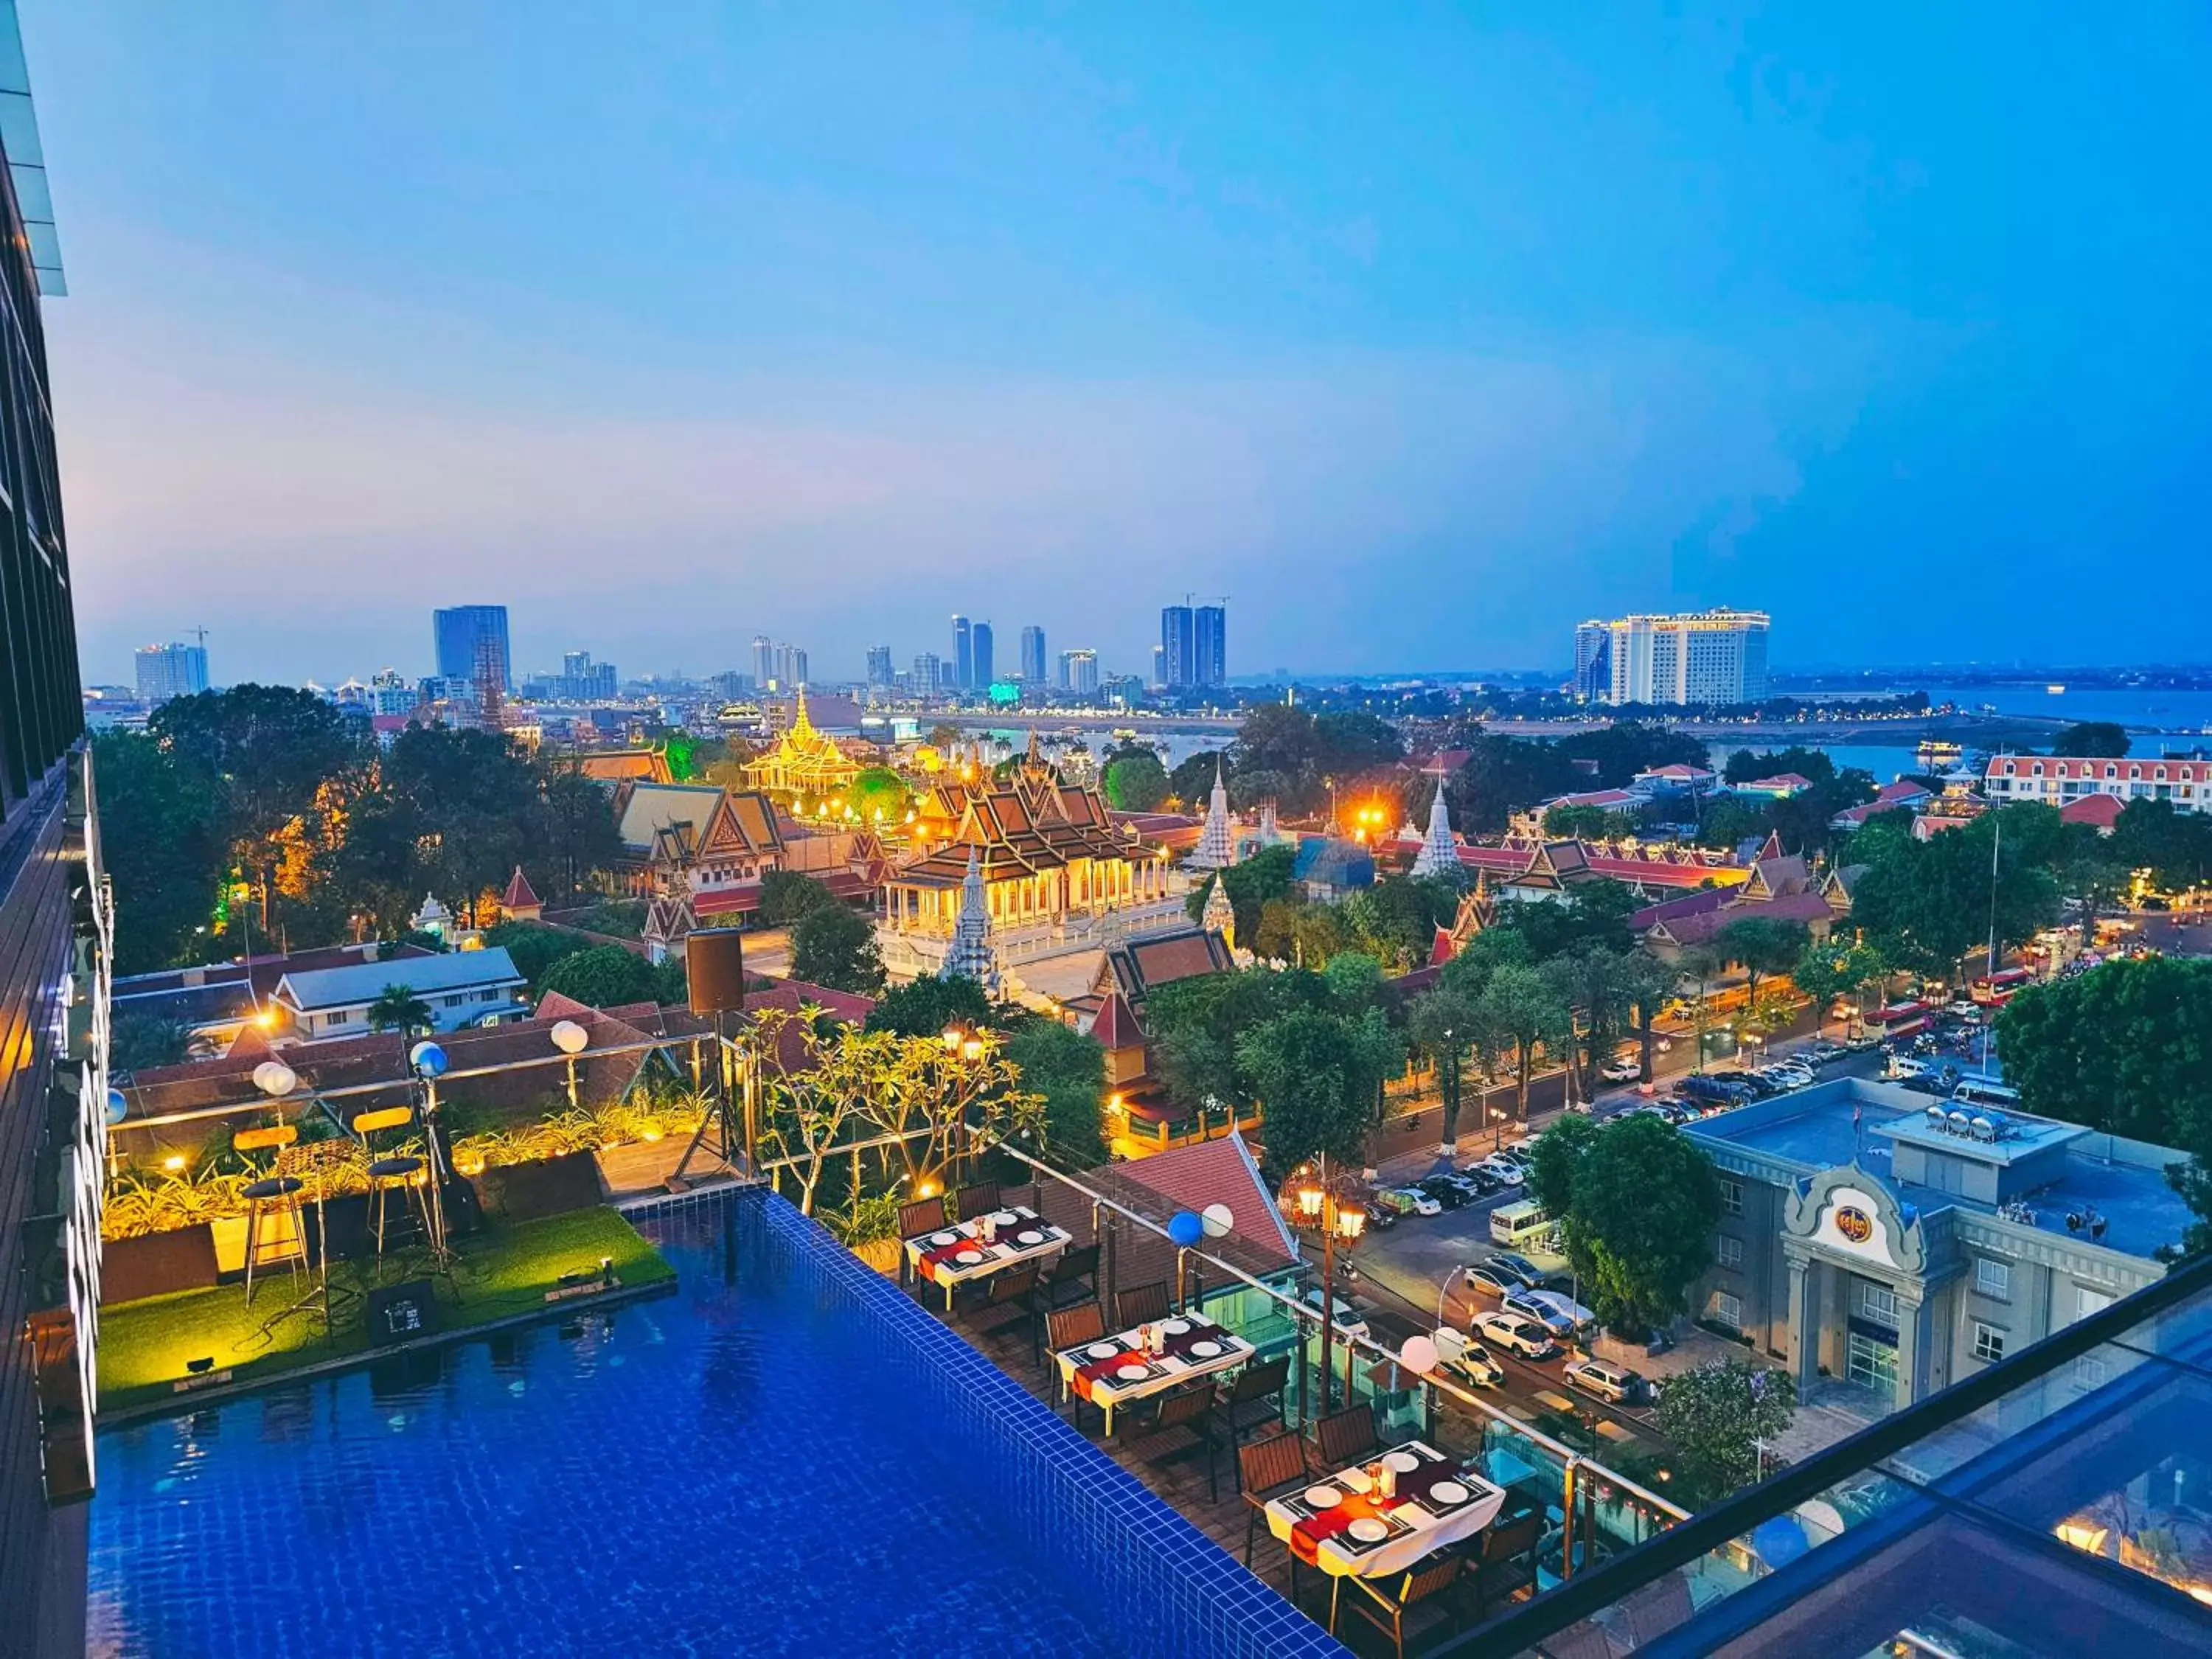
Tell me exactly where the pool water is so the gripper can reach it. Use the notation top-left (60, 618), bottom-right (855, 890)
top-left (88, 1194), bottom-right (1121, 1658)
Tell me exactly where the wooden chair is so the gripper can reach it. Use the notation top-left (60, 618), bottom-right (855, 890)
top-left (1239, 1430), bottom-right (1315, 1601)
top-left (234, 1124), bottom-right (306, 1305)
top-left (1311, 1402), bottom-right (1379, 1471)
top-left (1032, 1243), bottom-right (1101, 1363)
top-left (896, 1196), bottom-right (947, 1286)
top-left (951, 1181), bottom-right (1001, 1221)
top-left (1119, 1387), bottom-right (1219, 1498)
top-left (1212, 1354), bottom-right (1292, 1486)
top-left (969, 1262), bottom-right (1040, 1337)
top-left (1342, 1556), bottom-right (1464, 1657)
top-left (1467, 1509), bottom-right (1544, 1620)
top-left (352, 1106), bottom-right (432, 1258)
top-left (1113, 1279), bottom-right (1169, 1327)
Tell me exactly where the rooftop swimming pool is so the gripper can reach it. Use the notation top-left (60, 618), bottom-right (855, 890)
top-left (90, 1189), bottom-right (1335, 1658)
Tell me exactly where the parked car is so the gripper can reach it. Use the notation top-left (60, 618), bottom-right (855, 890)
top-left (1562, 1357), bottom-right (1647, 1405)
top-left (1455, 1165), bottom-right (1506, 1196)
top-left (1489, 1252), bottom-right (1549, 1290)
top-left (1599, 1057), bottom-right (1643, 1085)
top-left (1478, 1152), bottom-right (1528, 1184)
top-left (1300, 1289), bottom-right (1371, 1343)
top-left (1514, 1288), bottom-right (1598, 1336)
top-left (1416, 1175), bottom-right (1475, 1210)
top-left (1843, 1031), bottom-right (1884, 1051)
top-left (1376, 1186), bottom-right (1442, 1219)
top-left (1474, 1309), bottom-right (1560, 1360)
top-left (1358, 1201), bottom-right (1397, 1231)
top-left (1460, 1263), bottom-right (1523, 1298)
top-left (1432, 1327), bottom-right (1506, 1388)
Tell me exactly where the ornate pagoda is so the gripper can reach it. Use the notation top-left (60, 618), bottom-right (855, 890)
top-left (1410, 781), bottom-right (1464, 883)
top-left (938, 849), bottom-right (1001, 992)
top-left (742, 690), bottom-right (860, 799)
top-left (1187, 757), bottom-right (1236, 870)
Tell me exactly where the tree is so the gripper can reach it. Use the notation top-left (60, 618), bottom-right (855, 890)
top-left (1476, 962), bottom-right (1569, 1121)
top-left (1006, 1020), bottom-right (1108, 1168)
top-left (1554, 723), bottom-right (1709, 787)
top-left (2050, 721), bottom-right (2129, 758)
top-left (483, 921), bottom-right (593, 992)
top-left (1696, 796), bottom-right (1772, 852)
top-left (1543, 943), bottom-right (1635, 1104)
top-left (1446, 737), bottom-right (1579, 835)
top-left (758, 869), bottom-right (838, 926)
top-left (1676, 945), bottom-right (1725, 1070)
top-left (1408, 987), bottom-right (1484, 1155)
top-left (538, 757), bottom-right (624, 900)
top-left (2053, 822), bottom-right (2132, 942)
top-left (1559, 1113), bottom-right (1720, 1338)
top-left (89, 731), bottom-right (226, 973)
top-left (865, 974), bottom-right (995, 1040)
top-left (1543, 803), bottom-right (1615, 840)
top-left (110, 1012), bottom-right (191, 1075)
top-left (1997, 956), bottom-right (2212, 1149)
top-left (1237, 1006), bottom-right (1402, 1180)
top-left (1618, 950), bottom-right (1679, 1082)
top-left (541, 945), bottom-right (659, 1009)
top-left (2112, 799), bottom-right (2212, 894)
top-left (1654, 1359), bottom-right (1795, 1506)
top-left (846, 766), bottom-right (912, 826)
top-left (1715, 916), bottom-right (1812, 1008)
top-left (1722, 747), bottom-right (1837, 787)
top-left (1184, 844), bottom-right (1298, 942)
top-left (1102, 751), bottom-right (1169, 812)
top-left (788, 904), bottom-right (887, 994)
top-left (381, 726), bottom-right (549, 926)
top-left (367, 984), bottom-right (436, 1037)
top-left (1851, 813), bottom-right (2059, 979)
top-left (1496, 877), bottom-right (1640, 959)
top-left (1526, 1112), bottom-right (1601, 1222)
top-left (1792, 939), bottom-right (1887, 1036)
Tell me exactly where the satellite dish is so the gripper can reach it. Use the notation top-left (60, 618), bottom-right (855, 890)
top-left (549, 1019), bottom-right (590, 1056)
top-left (251, 1060), bottom-right (299, 1099)
top-left (1201, 1203), bottom-right (1234, 1238)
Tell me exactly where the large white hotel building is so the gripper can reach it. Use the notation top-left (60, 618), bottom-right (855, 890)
top-left (1573, 608), bottom-right (1772, 706)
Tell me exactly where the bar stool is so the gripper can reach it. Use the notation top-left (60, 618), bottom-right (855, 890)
top-left (235, 1124), bottom-right (307, 1306)
top-left (352, 1106), bottom-right (434, 1257)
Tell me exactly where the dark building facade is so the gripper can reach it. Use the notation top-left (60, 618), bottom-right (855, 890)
top-left (1193, 603), bottom-right (1226, 689)
top-left (0, 22), bottom-right (106, 1657)
top-left (431, 603), bottom-right (511, 687)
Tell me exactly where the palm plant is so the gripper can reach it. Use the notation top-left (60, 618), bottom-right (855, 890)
top-left (368, 984), bottom-right (436, 1037)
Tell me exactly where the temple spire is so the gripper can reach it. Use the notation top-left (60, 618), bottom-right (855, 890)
top-left (1201, 872), bottom-right (1236, 953)
top-left (939, 848), bottom-right (1000, 992)
top-left (1411, 780), bottom-right (1463, 883)
top-left (1188, 754), bottom-right (1235, 869)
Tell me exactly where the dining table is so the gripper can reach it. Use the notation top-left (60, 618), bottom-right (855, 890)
top-left (902, 1205), bottom-right (1071, 1312)
top-left (1265, 1438), bottom-right (1508, 1627)
top-left (1051, 1312), bottom-right (1256, 1435)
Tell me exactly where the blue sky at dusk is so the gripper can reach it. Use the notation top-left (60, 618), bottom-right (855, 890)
top-left (29, 4), bottom-right (2212, 686)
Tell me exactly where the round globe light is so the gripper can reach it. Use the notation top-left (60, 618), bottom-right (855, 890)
top-left (1200, 1203), bottom-right (1234, 1238)
top-left (408, 1040), bottom-right (449, 1078)
top-left (1166, 1210), bottom-right (1204, 1249)
top-left (549, 1019), bottom-right (590, 1056)
top-left (251, 1060), bottom-right (299, 1099)
top-left (105, 1088), bottom-right (129, 1126)
top-left (1398, 1335), bottom-right (1440, 1376)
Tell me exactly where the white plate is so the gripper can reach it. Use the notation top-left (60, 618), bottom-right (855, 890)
top-left (1385, 1450), bottom-right (1421, 1473)
top-left (1086, 1342), bottom-right (1119, 1360)
top-left (1188, 1340), bottom-right (1222, 1359)
top-left (1015, 1230), bottom-right (1044, 1246)
top-left (1429, 1481), bottom-right (1470, 1506)
top-left (954, 1250), bottom-right (984, 1266)
top-left (992, 1210), bottom-right (1020, 1225)
top-left (1304, 1486), bottom-right (1342, 1510)
top-left (1348, 1517), bottom-right (1390, 1545)
top-left (930, 1231), bottom-right (959, 1246)
top-left (1161, 1318), bottom-right (1190, 1335)
top-left (1115, 1363), bottom-right (1150, 1382)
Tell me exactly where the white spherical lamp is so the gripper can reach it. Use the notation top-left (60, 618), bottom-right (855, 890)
top-left (1200, 1203), bottom-right (1234, 1239)
top-left (1398, 1334), bottom-right (1440, 1376)
top-left (549, 1019), bottom-right (590, 1056)
top-left (251, 1060), bottom-right (299, 1099)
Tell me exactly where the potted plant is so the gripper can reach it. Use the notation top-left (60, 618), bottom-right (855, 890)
top-left (826, 1193), bottom-right (905, 1276)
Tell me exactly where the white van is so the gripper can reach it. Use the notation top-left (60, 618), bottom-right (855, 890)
top-left (1952, 1079), bottom-right (2022, 1110)
top-left (1490, 1200), bottom-right (1554, 1251)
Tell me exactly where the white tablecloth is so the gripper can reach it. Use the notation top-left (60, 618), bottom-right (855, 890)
top-left (1052, 1315), bottom-right (1255, 1432)
top-left (902, 1206), bottom-right (1069, 1309)
top-left (1266, 1439), bottom-right (1507, 1579)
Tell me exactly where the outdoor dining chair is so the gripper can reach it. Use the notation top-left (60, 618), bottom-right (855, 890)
top-left (951, 1181), bottom-right (1001, 1220)
top-left (1113, 1279), bottom-right (1169, 1327)
top-left (1118, 1386), bottom-right (1219, 1498)
top-left (1464, 1508), bottom-right (1543, 1621)
top-left (1031, 1243), bottom-right (1100, 1363)
top-left (1046, 1299), bottom-right (1108, 1427)
top-left (896, 1196), bottom-right (947, 1286)
top-left (1238, 1430), bottom-right (1315, 1602)
top-left (1211, 1354), bottom-right (1291, 1487)
top-left (1342, 1555), bottom-right (1465, 1657)
top-left (970, 1261), bottom-right (1040, 1339)
top-left (1310, 1402), bottom-right (1380, 1470)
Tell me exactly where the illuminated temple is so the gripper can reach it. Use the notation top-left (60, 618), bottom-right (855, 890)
top-left (884, 738), bottom-right (1173, 936)
top-left (742, 691), bottom-right (861, 799)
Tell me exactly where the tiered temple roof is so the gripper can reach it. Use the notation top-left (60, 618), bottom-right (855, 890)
top-left (742, 691), bottom-right (861, 797)
top-left (896, 746), bottom-right (1138, 890)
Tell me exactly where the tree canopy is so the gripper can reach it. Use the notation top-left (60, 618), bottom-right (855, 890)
top-left (1997, 956), bottom-right (2212, 1150)
top-left (1237, 1004), bottom-right (1402, 1180)
top-left (1102, 751), bottom-right (1169, 812)
top-left (2049, 721), bottom-right (2129, 757)
top-left (863, 973), bottom-right (995, 1040)
top-left (788, 903), bottom-right (888, 995)
top-left (1004, 1020), bottom-right (1109, 1168)
top-left (758, 869), bottom-right (839, 926)
top-left (1534, 1113), bottom-right (1719, 1338)
top-left (541, 944), bottom-right (661, 1009)
top-left (1848, 807), bottom-right (2059, 976)
top-left (1654, 1359), bottom-right (1795, 1506)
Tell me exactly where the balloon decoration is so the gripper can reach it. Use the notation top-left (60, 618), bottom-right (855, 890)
top-left (549, 1019), bottom-right (590, 1056)
top-left (105, 1088), bottom-right (128, 1126)
top-left (251, 1060), bottom-right (299, 1099)
top-left (1200, 1203), bottom-right (1234, 1238)
top-left (1398, 1335), bottom-right (1440, 1376)
top-left (1750, 1514), bottom-right (1809, 1569)
top-left (408, 1040), bottom-right (450, 1078)
top-left (1166, 1210), bottom-right (1205, 1248)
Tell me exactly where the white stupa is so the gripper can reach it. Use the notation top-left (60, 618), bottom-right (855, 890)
top-left (1188, 757), bottom-right (1235, 870)
top-left (939, 848), bottom-right (1000, 992)
top-left (1410, 781), bottom-right (1464, 883)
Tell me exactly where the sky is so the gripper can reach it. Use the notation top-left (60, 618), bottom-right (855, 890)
top-left (26, 3), bottom-right (2212, 688)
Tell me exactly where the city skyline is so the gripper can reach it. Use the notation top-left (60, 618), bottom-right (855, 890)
top-left (31, 7), bottom-right (2212, 684)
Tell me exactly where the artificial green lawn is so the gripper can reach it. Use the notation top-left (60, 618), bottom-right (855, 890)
top-left (97, 1206), bottom-right (675, 1414)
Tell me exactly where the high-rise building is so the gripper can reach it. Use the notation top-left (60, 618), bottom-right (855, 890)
top-left (1588, 608), bottom-right (1771, 706)
top-left (951, 615), bottom-right (973, 689)
top-left (1571, 621), bottom-right (1612, 703)
top-left (1194, 605), bottom-right (1227, 689)
top-left (912, 652), bottom-right (943, 695)
top-left (134, 641), bottom-right (208, 704)
top-left (1159, 605), bottom-right (1194, 689)
top-left (433, 605), bottom-right (511, 689)
top-left (544, 651), bottom-right (616, 701)
top-left (971, 622), bottom-right (994, 688)
top-left (865, 645), bottom-right (894, 688)
top-left (751, 635), bottom-right (774, 688)
top-left (1058, 648), bottom-right (1099, 695)
top-left (1018, 625), bottom-right (1046, 684)
top-left (0, 31), bottom-right (109, 1653)
top-left (748, 641), bottom-right (807, 690)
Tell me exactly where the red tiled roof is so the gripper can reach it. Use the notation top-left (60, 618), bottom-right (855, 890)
top-left (1629, 887), bottom-right (1735, 932)
top-left (1427, 926), bottom-right (1456, 967)
top-left (1097, 1132), bottom-right (1300, 1275)
top-left (1654, 890), bottom-right (1835, 947)
top-left (742, 976), bottom-right (878, 1025)
top-left (1089, 991), bottom-right (1144, 1050)
top-left (502, 866), bottom-right (541, 910)
top-left (1745, 772), bottom-right (1814, 790)
top-left (2060, 793), bottom-right (2126, 830)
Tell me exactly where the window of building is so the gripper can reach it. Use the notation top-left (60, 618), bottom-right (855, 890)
top-left (2076, 1284), bottom-right (2115, 1321)
top-left (1717, 1235), bottom-right (1745, 1269)
top-left (1709, 1290), bottom-right (1743, 1331)
top-left (1719, 1179), bottom-right (1744, 1217)
top-left (1974, 1322), bottom-right (2007, 1364)
top-left (2073, 1354), bottom-right (2111, 1391)
top-left (1861, 1282), bottom-right (1898, 1324)
top-left (1975, 1258), bottom-right (2011, 1301)
top-left (442, 993), bottom-right (466, 1008)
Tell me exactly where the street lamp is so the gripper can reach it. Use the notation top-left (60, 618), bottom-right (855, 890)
top-left (1284, 1152), bottom-right (1366, 1416)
